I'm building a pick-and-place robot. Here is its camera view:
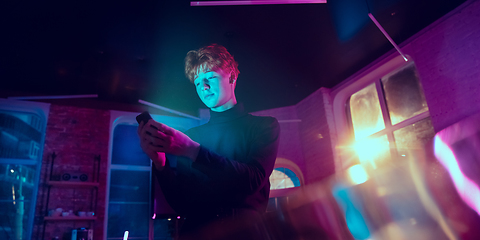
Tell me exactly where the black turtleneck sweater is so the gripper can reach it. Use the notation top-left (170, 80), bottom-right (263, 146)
top-left (153, 103), bottom-right (280, 230)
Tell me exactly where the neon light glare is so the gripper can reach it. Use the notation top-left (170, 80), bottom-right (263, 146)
top-left (191, 0), bottom-right (326, 7)
top-left (434, 136), bottom-right (480, 216)
top-left (152, 213), bottom-right (156, 219)
top-left (123, 231), bottom-right (129, 240)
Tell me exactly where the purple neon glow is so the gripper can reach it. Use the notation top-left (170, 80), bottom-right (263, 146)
top-left (191, 0), bottom-right (326, 6)
top-left (434, 135), bottom-right (480, 216)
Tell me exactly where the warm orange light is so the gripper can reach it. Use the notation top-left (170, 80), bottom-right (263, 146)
top-left (353, 136), bottom-right (390, 168)
top-left (347, 164), bottom-right (369, 185)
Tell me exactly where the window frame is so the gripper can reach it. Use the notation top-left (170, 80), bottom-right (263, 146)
top-left (0, 99), bottom-right (50, 240)
top-left (331, 55), bottom-right (431, 170)
top-left (269, 158), bottom-right (304, 198)
top-left (105, 110), bottom-right (201, 240)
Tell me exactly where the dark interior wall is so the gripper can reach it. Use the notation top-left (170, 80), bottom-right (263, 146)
top-left (33, 105), bottom-right (109, 240)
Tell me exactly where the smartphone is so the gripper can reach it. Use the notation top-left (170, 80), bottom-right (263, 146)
top-left (136, 111), bottom-right (152, 125)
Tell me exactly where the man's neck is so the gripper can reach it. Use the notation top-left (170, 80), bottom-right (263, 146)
top-left (211, 99), bottom-right (237, 112)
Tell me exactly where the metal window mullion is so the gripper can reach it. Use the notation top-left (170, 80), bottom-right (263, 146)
top-left (375, 80), bottom-right (398, 158)
top-left (390, 111), bottom-right (431, 131)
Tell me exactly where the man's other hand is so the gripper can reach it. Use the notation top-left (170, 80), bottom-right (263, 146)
top-left (137, 119), bottom-right (200, 161)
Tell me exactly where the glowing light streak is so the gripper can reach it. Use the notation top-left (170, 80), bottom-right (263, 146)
top-left (138, 99), bottom-right (201, 120)
top-left (123, 231), bottom-right (129, 240)
top-left (191, 0), bottom-right (326, 6)
top-left (8, 94), bottom-right (98, 100)
top-left (368, 13), bottom-right (408, 62)
top-left (12, 185), bottom-right (16, 205)
top-left (434, 135), bottom-right (480, 216)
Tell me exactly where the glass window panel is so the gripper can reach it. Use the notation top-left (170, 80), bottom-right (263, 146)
top-left (269, 169), bottom-right (295, 190)
top-left (107, 203), bottom-right (149, 239)
top-left (382, 64), bottom-right (429, 125)
top-left (283, 168), bottom-right (300, 187)
top-left (393, 118), bottom-right (435, 157)
top-left (0, 108), bottom-right (45, 240)
top-left (109, 170), bottom-right (150, 203)
top-left (349, 83), bottom-right (385, 139)
top-left (0, 112), bottom-right (43, 160)
top-left (0, 164), bottom-right (36, 240)
top-left (112, 125), bottom-right (150, 166)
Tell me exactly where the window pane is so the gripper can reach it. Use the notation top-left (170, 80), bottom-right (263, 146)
top-left (269, 169), bottom-right (294, 190)
top-left (349, 83), bottom-right (385, 139)
top-left (109, 170), bottom-right (150, 203)
top-left (107, 203), bottom-right (149, 239)
top-left (393, 118), bottom-right (435, 157)
top-left (0, 109), bottom-right (45, 240)
top-left (0, 112), bottom-right (42, 160)
top-left (112, 125), bottom-right (150, 166)
top-left (0, 164), bottom-right (36, 240)
top-left (382, 64), bottom-right (429, 125)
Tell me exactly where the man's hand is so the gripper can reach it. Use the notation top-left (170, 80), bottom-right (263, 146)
top-left (137, 119), bottom-right (200, 162)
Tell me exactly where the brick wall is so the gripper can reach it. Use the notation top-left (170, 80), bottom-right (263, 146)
top-left (34, 105), bottom-right (109, 240)
top-left (401, 0), bottom-right (480, 132)
top-left (252, 105), bottom-right (307, 178)
top-left (295, 89), bottom-right (335, 184)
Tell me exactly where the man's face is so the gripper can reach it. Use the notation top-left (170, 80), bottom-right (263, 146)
top-left (194, 68), bottom-right (236, 112)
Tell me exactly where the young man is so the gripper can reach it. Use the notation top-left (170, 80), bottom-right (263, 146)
top-left (137, 44), bottom-right (280, 239)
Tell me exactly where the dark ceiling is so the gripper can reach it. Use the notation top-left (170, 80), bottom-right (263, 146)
top-left (2, 0), bottom-right (467, 116)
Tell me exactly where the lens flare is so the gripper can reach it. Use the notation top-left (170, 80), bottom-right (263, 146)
top-left (434, 135), bottom-right (480, 216)
top-left (347, 164), bottom-right (369, 185)
top-left (353, 136), bottom-right (390, 168)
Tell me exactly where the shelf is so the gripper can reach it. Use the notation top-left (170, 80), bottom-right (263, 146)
top-left (47, 180), bottom-right (99, 188)
top-left (44, 216), bottom-right (97, 221)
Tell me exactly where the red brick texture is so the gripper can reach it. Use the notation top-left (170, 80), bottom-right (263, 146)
top-left (34, 105), bottom-right (109, 240)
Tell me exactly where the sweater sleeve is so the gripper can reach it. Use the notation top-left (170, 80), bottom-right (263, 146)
top-left (191, 117), bottom-right (280, 196)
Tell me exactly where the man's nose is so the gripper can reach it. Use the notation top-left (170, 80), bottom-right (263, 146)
top-left (202, 83), bottom-right (210, 90)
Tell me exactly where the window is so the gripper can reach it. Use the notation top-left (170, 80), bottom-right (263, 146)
top-left (267, 158), bottom-right (303, 212)
top-left (270, 167), bottom-right (301, 190)
top-left (106, 111), bottom-right (200, 240)
top-left (0, 99), bottom-right (49, 240)
top-left (346, 61), bottom-right (435, 168)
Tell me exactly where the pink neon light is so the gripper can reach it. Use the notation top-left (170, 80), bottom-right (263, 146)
top-left (191, 0), bottom-right (326, 6)
top-left (434, 135), bottom-right (480, 215)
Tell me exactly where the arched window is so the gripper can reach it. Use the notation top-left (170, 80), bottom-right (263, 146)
top-left (270, 167), bottom-right (301, 190)
top-left (267, 158), bottom-right (304, 212)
